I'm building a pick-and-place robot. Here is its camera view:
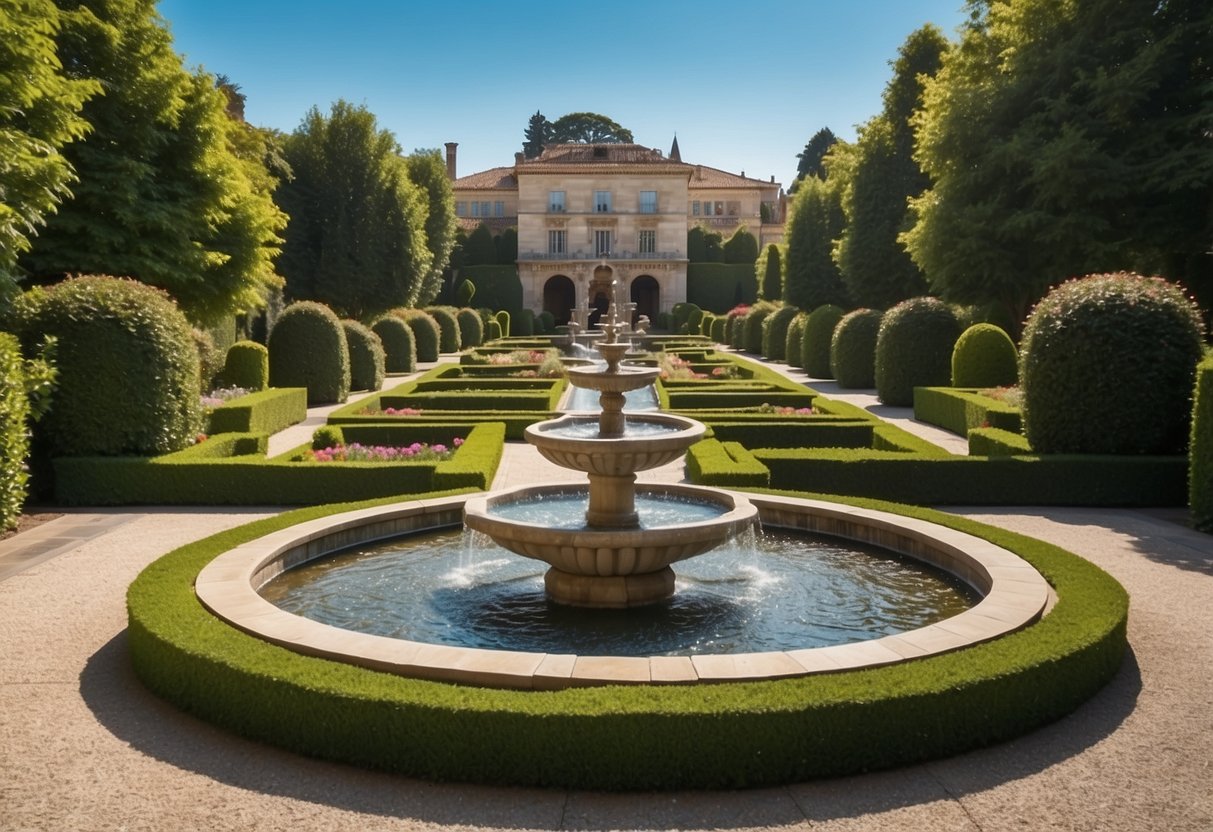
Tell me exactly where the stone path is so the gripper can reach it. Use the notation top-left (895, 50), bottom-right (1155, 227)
top-left (1, 351), bottom-right (1211, 830)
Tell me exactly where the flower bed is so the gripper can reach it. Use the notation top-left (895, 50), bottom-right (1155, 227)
top-left (304, 439), bottom-right (462, 463)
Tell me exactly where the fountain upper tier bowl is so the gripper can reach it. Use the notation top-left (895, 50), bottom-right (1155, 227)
top-left (565, 361), bottom-right (657, 394)
top-left (525, 413), bottom-right (706, 476)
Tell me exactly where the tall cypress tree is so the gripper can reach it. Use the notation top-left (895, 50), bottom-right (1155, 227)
top-left (784, 176), bottom-right (849, 311)
top-left (406, 149), bottom-right (458, 305)
top-left (522, 111), bottom-right (550, 158)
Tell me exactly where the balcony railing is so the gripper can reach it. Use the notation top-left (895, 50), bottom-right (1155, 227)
top-left (519, 250), bottom-right (684, 261)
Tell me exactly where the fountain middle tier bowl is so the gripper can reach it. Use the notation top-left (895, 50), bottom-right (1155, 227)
top-left (463, 483), bottom-right (759, 578)
top-left (566, 363), bottom-right (659, 394)
top-left (525, 413), bottom-right (706, 475)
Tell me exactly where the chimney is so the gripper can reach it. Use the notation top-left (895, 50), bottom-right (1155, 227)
top-left (741, 170), bottom-right (745, 178)
top-left (770, 175), bottom-right (775, 183)
top-left (515, 151), bottom-right (525, 166)
top-left (695, 165), bottom-right (702, 180)
top-left (444, 142), bottom-right (458, 180)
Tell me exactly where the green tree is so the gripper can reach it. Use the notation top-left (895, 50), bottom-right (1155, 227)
top-left (784, 175), bottom-right (849, 310)
top-left (723, 226), bottom-right (760, 264)
top-left (463, 222), bottom-right (497, 266)
top-left (549, 112), bottom-right (633, 143)
top-left (406, 149), bottom-right (458, 305)
top-left (758, 244), bottom-right (783, 302)
top-left (903, 0), bottom-right (1213, 330)
top-left (835, 25), bottom-right (948, 309)
top-left (277, 100), bottom-right (431, 319)
top-left (790, 127), bottom-right (837, 192)
top-left (20, 0), bottom-right (285, 324)
top-left (0, 0), bottom-right (99, 299)
top-left (522, 110), bottom-right (550, 158)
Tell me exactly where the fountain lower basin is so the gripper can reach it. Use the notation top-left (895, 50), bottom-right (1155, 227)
top-left (463, 483), bottom-right (759, 607)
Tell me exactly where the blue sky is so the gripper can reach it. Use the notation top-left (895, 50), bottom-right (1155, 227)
top-left (158, 0), bottom-right (969, 188)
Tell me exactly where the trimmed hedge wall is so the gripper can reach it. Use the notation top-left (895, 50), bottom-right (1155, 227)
top-left (206, 388), bottom-right (308, 435)
top-left (1191, 356), bottom-right (1213, 532)
top-left (968, 427), bottom-right (1032, 457)
top-left (0, 333), bottom-right (30, 530)
top-left (52, 422), bottom-right (505, 505)
top-left (913, 387), bottom-right (1022, 437)
top-left (126, 492), bottom-right (1127, 789)
top-left (686, 263), bottom-right (758, 313)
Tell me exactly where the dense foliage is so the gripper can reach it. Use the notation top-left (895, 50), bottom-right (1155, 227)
top-left (802, 304), bottom-right (845, 379)
top-left (9, 276), bottom-right (201, 456)
top-left (405, 150), bottom-right (458, 305)
top-left (221, 340), bottom-right (269, 391)
top-left (0, 0), bottom-right (99, 298)
top-left (267, 301), bottom-right (350, 405)
top-left (758, 244), bottom-right (783, 302)
top-left (455, 307), bottom-right (484, 348)
top-left (875, 298), bottom-right (961, 406)
top-left (425, 306), bottom-right (462, 353)
top-left (370, 316), bottom-right (416, 374)
top-left (742, 302), bottom-right (778, 354)
top-left (19, 0), bottom-right (285, 324)
top-left (951, 323), bottom-right (1018, 388)
top-left (761, 305), bottom-right (799, 361)
top-left (278, 100), bottom-right (430, 318)
top-left (1191, 356), bottom-right (1213, 532)
top-left (723, 227), bottom-right (759, 265)
top-left (783, 176), bottom-right (849, 310)
top-left (784, 313), bottom-right (807, 369)
top-left (341, 320), bottom-right (385, 392)
top-left (0, 333), bottom-right (30, 528)
top-left (1020, 273), bottom-right (1204, 454)
top-left (791, 127), bottom-right (837, 191)
top-left (830, 309), bottom-right (883, 388)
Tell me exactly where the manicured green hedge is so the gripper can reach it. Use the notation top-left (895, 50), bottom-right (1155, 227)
top-left (206, 388), bottom-right (307, 436)
top-left (686, 263), bottom-right (757, 313)
top-left (968, 427), bottom-right (1032, 457)
top-left (268, 302), bottom-right (350, 406)
top-left (222, 341), bottom-right (269, 390)
top-left (685, 439), bottom-right (770, 487)
top-left (52, 422), bottom-right (505, 505)
top-left (802, 304), bottom-right (844, 379)
top-left (371, 316), bottom-right (416, 374)
top-left (875, 298), bottom-right (961, 406)
top-left (0, 333), bottom-right (30, 530)
top-left (913, 387), bottom-right (1022, 436)
top-left (751, 449), bottom-right (1186, 505)
top-left (126, 492), bottom-right (1127, 789)
top-left (703, 420), bottom-right (875, 449)
top-left (951, 323), bottom-right (1017, 388)
top-left (1191, 356), bottom-right (1213, 532)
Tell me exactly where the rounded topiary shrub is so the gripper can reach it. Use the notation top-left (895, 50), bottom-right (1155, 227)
top-left (743, 302), bottom-right (777, 354)
top-left (425, 306), bottom-right (462, 353)
top-left (515, 309), bottom-right (535, 336)
top-left (395, 309), bottom-right (439, 362)
top-left (875, 298), bottom-right (961, 406)
top-left (802, 304), bottom-right (845, 379)
top-left (762, 305), bottom-right (799, 362)
top-left (699, 312), bottom-right (715, 337)
top-left (371, 316), bottom-right (417, 374)
top-left (952, 323), bottom-right (1018, 388)
top-left (222, 340), bottom-right (269, 390)
top-left (494, 310), bottom-right (510, 339)
top-left (1020, 273), bottom-right (1205, 454)
top-left (486, 319), bottom-right (502, 341)
top-left (785, 313), bottom-right (808, 369)
top-left (710, 314), bottom-right (727, 345)
top-left (831, 309), bottom-right (884, 388)
top-left (341, 320), bottom-right (385, 392)
top-left (537, 310), bottom-right (555, 334)
top-left (268, 301), bottom-right (350, 405)
top-left (456, 307), bottom-right (484, 348)
top-left (9, 276), bottom-right (201, 456)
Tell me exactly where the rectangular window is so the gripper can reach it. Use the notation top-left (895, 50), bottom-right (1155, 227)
top-left (548, 229), bottom-right (567, 255)
top-left (480, 201), bottom-right (491, 217)
top-left (455, 202), bottom-right (467, 217)
top-left (595, 229), bottom-right (612, 256)
top-left (639, 191), bottom-right (657, 213)
top-left (727, 200), bottom-right (740, 216)
top-left (470, 202), bottom-right (480, 217)
top-left (638, 229), bottom-right (656, 254)
top-left (594, 190), bottom-right (612, 213)
top-left (494, 201), bottom-right (504, 217)
top-left (692, 200), bottom-right (700, 216)
top-left (549, 191), bottom-right (565, 212)
top-left (715, 201), bottom-right (724, 216)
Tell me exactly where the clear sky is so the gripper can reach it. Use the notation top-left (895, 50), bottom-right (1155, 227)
top-left (158, 0), bottom-right (969, 188)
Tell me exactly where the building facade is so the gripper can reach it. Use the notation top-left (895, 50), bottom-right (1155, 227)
top-left (447, 141), bottom-right (784, 324)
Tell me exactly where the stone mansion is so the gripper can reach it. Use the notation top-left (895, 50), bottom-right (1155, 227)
top-left (446, 139), bottom-right (785, 324)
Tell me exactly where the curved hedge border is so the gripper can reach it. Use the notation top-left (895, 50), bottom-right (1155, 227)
top-left (128, 492), bottom-right (1127, 790)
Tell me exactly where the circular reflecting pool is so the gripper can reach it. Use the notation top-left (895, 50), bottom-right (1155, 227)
top-left (260, 528), bottom-right (979, 657)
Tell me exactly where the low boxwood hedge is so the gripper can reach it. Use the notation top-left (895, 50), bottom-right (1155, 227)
top-left (684, 439), bottom-right (770, 487)
top-left (127, 492), bottom-right (1128, 790)
top-left (969, 427), bottom-right (1033, 457)
top-left (913, 387), bottom-right (1022, 437)
top-left (207, 388), bottom-right (307, 435)
top-left (52, 423), bottom-right (505, 505)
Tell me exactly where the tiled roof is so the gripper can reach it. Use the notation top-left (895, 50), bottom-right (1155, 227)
top-left (527, 143), bottom-right (673, 165)
top-left (452, 166), bottom-right (517, 191)
top-left (688, 165), bottom-right (780, 190)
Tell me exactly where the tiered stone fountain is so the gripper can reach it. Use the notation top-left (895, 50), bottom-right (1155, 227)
top-left (464, 283), bottom-right (758, 607)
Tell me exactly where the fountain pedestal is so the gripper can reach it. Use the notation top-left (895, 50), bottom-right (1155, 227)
top-left (463, 280), bottom-right (758, 607)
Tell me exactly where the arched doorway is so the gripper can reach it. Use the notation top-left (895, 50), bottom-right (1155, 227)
top-left (543, 275), bottom-right (575, 325)
top-left (588, 265), bottom-right (614, 329)
top-left (631, 274), bottom-right (660, 324)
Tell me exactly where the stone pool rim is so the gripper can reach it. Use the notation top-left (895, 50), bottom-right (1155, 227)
top-left (193, 492), bottom-right (1052, 690)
